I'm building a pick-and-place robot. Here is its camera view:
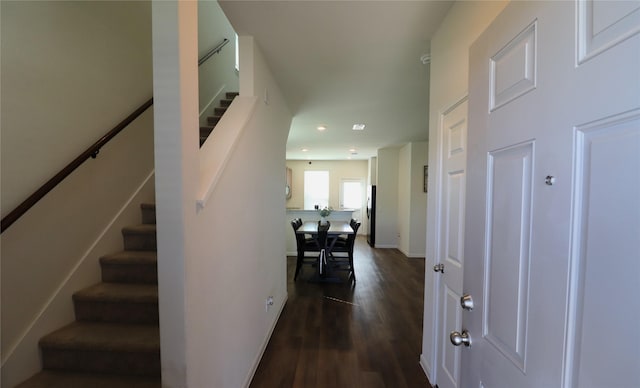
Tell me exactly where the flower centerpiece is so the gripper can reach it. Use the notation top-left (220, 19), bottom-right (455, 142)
top-left (318, 206), bottom-right (333, 225)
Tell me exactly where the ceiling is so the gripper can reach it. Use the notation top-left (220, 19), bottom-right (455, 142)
top-left (219, 0), bottom-right (454, 160)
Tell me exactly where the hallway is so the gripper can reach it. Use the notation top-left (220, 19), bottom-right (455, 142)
top-left (250, 237), bottom-right (430, 387)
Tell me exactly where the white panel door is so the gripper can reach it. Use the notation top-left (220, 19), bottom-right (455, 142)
top-left (463, 1), bottom-right (640, 387)
top-left (435, 98), bottom-right (468, 388)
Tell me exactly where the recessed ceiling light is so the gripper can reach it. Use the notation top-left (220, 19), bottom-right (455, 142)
top-left (352, 124), bottom-right (365, 131)
top-left (349, 148), bottom-right (357, 153)
top-left (301, 148), bottom-right (309, 152)
top-left (317, 125), bottom-right (327, 131)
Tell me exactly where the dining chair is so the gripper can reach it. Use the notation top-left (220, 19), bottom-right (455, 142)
top-left (335, 218), bottom-right (357, 245)
top-left (329, 219), bottom-right (361, 281)
top-left (315, 221), bottom-right (330, 276)
top-left (292, 219), bottom-right (324, 280)
top-left (295, 218), bottom-right (316, 246)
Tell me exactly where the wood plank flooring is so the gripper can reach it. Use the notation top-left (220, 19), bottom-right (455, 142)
top-left (250, 237), bottom-right (431, 388)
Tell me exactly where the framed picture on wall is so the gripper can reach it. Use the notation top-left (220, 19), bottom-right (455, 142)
top-left (424, 165), bottom-right (428, 193)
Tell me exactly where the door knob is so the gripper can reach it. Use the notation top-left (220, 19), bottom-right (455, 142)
top-left (460, 294), bottom-right (474, 311)
top-left (450, 330), bottom-right (472, 347)
top-left (433, 263), bottom-right (444, 273)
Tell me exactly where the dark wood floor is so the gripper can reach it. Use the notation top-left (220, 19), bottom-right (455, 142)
top-left (250, 237), bottom-right (431, 388)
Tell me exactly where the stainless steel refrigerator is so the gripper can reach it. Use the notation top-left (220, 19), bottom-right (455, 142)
top-left (366, 185), bottom-right (376, 247)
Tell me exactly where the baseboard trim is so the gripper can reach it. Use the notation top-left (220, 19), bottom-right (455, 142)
top-left (374, 244), bottom-right (398, 249)
top-left (420, 353), bottom-right (435, 385)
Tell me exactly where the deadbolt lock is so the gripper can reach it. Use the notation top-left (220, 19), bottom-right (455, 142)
top-left (460, 294), bottom-right (474, 311)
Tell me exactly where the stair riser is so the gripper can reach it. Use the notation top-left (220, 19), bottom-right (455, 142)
top-left (200, 127), bottom-right (213, 137)
top-left (101, 264), bottom-right (158, 284)
top-left (141, 207), bottom-right (156, 225)
top-left (123, 233), bottom-right (156, 251)
top-left (41, 349), bottom-right (160, 377)
top-left (18, 202), bottom-right (161, 387)
top-left (74, 301), bottom-right (159, 324)
top-left (200, 91), bottom-right (237, 146)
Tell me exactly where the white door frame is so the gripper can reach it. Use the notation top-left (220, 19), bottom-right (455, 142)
top-left (421, 94), bottom-right (468, 384)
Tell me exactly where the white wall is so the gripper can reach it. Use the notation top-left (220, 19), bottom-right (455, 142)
top-left (420, 0), bottom-right (508, 382)
top-left (285, 159), bottom-right (368, 211)
top-left (398, 145), bottom-right (411, 253)
top-left (1, 3), bottom-right (155, 386)
top-left (197, 1), bottom-right (238, 126)
top-left (376, 147), bottom-right (400, 248)
top-left (397, 142), bottom-right (428, 258)
top-left (411, 142), bottom-right (429, 256)
top-left (409, 142), bottom-right (429, 257)
top-left (368, 156), bottom-right (377, 186)
top-left (152, 3), bottom-right (292, 386)
top-left (1, 1), bottom-right (153, 215)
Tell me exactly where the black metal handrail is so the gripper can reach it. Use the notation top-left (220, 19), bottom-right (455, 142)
top-left (198, 38), bottom-right (229, 66)
top-left (1, 38), bottom-right (230, 233)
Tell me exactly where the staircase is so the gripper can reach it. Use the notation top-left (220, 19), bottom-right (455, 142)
top-left (200, 92), bottom-right (239, 147)
top-left (15, 204), bottom-right (160, 388)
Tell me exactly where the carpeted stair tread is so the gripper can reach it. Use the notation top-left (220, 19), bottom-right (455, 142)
top-left (207, 115), bottom-right (221, 126)
top-left (14, 202), bottom-right (161, 386)
top-left (73, 282), bottom-right (159, 324)
top-left (200, 92), bottom-right (237, 146)
top-left (74, 283), bottom-right (158, 303)
top-left (40, 322), bottom-right (160, 376)
top-left (200, 126), bottom-right (214, 145)
top-left (122, 224), bottom-right (156, 235)
top-left (14, 370), bottom-right (161, 388)
top-left (200, 125), bottom-right (214, 135)
top-left (101, 250), bottom-right (156, 265)
top-left (40, 322), bottom-right (159, 352)
top-left (122, 224), bottom-right (156, 251)
top-left (100, 251), bottom-right (157, 284)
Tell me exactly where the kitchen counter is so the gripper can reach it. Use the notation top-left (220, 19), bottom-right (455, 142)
top-left (286, 208), bottom-right (356, 220)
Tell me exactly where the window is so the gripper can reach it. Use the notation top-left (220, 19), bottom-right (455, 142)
top-left (341, 179), bottom-right (364, 221)
top-left (304, 170), bottom-right (329, 210)
top-left (341, 180), bottom-right (363, 209)
top-left (234, 33), bottom-right (239, 72)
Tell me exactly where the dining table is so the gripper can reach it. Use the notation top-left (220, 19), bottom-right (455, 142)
top-left (296, 221), bottom-right (354, 282)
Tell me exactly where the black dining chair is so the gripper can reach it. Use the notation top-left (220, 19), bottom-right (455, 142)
top-left (292, 219), bottom-right (326, 280)
top-left (295, 218), bottom-right (316, 246)
top-left (315, 221), bottom-right (331, 276)
top-left (329, 219), bottom-right (361, 281)
top-left (334, 218), bottom-right (357, 245)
